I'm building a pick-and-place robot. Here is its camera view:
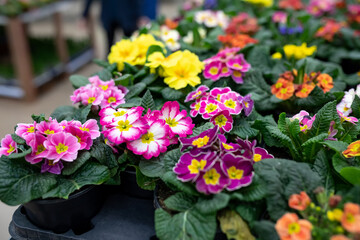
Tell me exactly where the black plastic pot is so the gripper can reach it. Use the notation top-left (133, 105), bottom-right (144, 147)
top-left (119, 168), bottom-right (154, 199)
top-left (23, 185), bottom-right (105, 234)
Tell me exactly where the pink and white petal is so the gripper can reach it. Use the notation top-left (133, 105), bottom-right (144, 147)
top-left (127, 139), bottom-right (149, 155)
top-left (143, 141), bottom-right (161, 159)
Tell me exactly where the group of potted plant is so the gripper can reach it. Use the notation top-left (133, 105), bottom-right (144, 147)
top-left (0, 0), bottom-right (360, 239)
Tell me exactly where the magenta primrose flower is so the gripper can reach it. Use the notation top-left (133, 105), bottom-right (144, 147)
top-left (210, 111), bottom-right (233, 133)
top-left (210, 87), bottom-right (231, 101)
top-left (291, 110), bottom-right (316, 132)
top-left (337, 110), bottom-right (358, 124)
top-left (41, 159), bottom-right (64, 175)
top-left (203, 61), bottom-right (222, 81)
top-left (185, 85), bottom-right (209, 103)
top-left (218, 134), bottom-right (240, 153)
top-left (44, 132), bottom-right (81, 163)
top-left (196, 161), bottom-right (230, 194)
top-left (219, 91), bottom-right (242, 115)
top-left (199, 99), bottom-right (221, 119)
top-left (0, 134), bottom-right (17, 157)
top-left (239, 94), bottom-right (254, 117)
top-left (70, 119), bottom-right (100, 140)
top-left (272, 11), bottom-right (287, 24)
top-left (25, 133), bottom-right (48, 164)
top-left (36, 118), bottom-right (63, 136)
top-left (180, 126), bottom-right (219, 155)
top-left (15, 122), bottom-right (36, 143)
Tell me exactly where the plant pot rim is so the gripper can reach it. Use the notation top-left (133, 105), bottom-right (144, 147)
top-left (25, 185), bottom-right (95, 205)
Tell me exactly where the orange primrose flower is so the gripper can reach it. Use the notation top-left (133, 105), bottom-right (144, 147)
top-left (316, 73), bottom-right (334, 93)
top-left (271, 78), bottom-right (295, 100)
top-left (295, 83), bottom-right (316, 98)
top-left (165, 18), bottom-right (178, 29)
top-left (275, 213), bottom-right (312, 240)
top-left (330, 235), bottom-right (351, 240)
top-left (341, 203), bottom-right (360, 234)
top-left (289, 191), bottom-right (312, 211)
top-left (342, 140), bottom-right (360, 158)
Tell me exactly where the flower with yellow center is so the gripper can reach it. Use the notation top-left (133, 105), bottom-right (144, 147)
top-left (141, 132), bottom-right (154, 144)
top-left (116, 120), bottom-right (133, 132)
top-left (114, 111), bottom-right (127, 117)
top-left (253, 154), bottom-right (262, 162)
top-left (188, 159), bottom-right (207, 174)
top-left (343, 140), bottom-right (360, 158)
top-left (227, 166), bottom-right (244, 180)
top-left (44, 129), bottom-right (55, 135)
top-left (36, 144), bottom-right (46, 155)
top-left (145, 52), bottom-right (165, 69)
top-left (56, 143), bottom-right (68, 154)
top-left (203, 168), bottom-right (221, 185)
top-left (192, 136), bottom-right (210, 148)
top-left (206, 103), bottom-right (218, 113)
top-left (222, 143), bottom-right (233, 150)
top-left (165, 118), bottom-right (178, 127)
top-left (7, 144), bottom-right (15, 154)
top-left (88, 97), bottom-right (96, 104)
top-left (224, 99), bottom-right (236, 109)
top-left (27, 126), bottom-right (35, 133)
top-left (215, 114), bottom-right (228, 128)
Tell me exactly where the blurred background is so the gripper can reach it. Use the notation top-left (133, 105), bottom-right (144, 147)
top-left (0, 0), bottom-right (182, 238)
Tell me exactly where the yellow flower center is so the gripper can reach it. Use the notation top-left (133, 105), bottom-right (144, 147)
top-left (280, 88), bottom-right (288, 94)
top-left (108, 97), bottom-right (116, 103)
top-left (209, 67), bottom-right (219, 76)
top-left (227, 166), bottom-right (244, 180)
top-left (346, 213), bottom-right (355, 223)
top-left (244, 101), bottom-right (249, 108)
top-left (300, 125), bottom-right (308, 131)
top-left (343, 106), bottom-right (350, 112)
top-left (188, 159), bottom-right (207, 174)
top-left (116, 120), bottom-right (133, 132)
top-left (224, 99), bottom-right (236, 109)
top-left (56, 143), bottom-right (68, 154)
top-left (36, 144), bottom-right (45, 155)
top-left (301, 88), bottom-right (309, 93)
top-left (203, 168), bottom-right (220, 185)
top-left (195, 102), bottom-right (201, 111)
top-left (88, 97), bottom-right (96, 104)
top-left (79, 127), bottom-right (90, 132)
top-left (327, 209), bottom-right (343, 221)
top-left (215, 114), bottom-right (227, 127)
top-left (222, 67), bottom-right (229, 73)
top-left (205, 103), bottom-right (218, 113)
top-left (99, 85), bottom-right (108, 91)
top-left (233, 71), bottom-right (242, 77)
top-left (192, 136), bottom-right (209, 148)
top-left (48, 160), bottom-right (55, 166)
top-left (166, 118), bottom-right (178, 127)
top-left (44, 129), bottom-right (55, 135)
top-left (288, 223), bottom-right (301, 234)
top-left (7, 144), bottom-right (15, 154)
top-left (193, 91), bottom-right (202, 98)
top-left (27, 126), bottom-right (35, 133)
top-left (222, 143), bottom-right (233, 150)
top-left (76, 136), bottom-right (82, 143)
top-left (141, 132), bottom-right (155, 144)
top-left (253, 154), bottom-right (262, 162)
top-left (275, 82), bottom-right (283, 88)
top-left (233, 63), bottom-right (243, 69)
top-left (114, 111), bottom-right (127, 117)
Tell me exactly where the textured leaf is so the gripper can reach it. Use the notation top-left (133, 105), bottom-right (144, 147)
top-left (294, 87), bottom-right (336, 111)
top-left (231, 120), bottom-right (259, 139)
top-left (141, 74), bottom-right (158, 85)
top-left (231, 175), bottom-right (267, 202)
top-left (190, 122), bottom-right (214, 137)
top-left (141, 90), bottom-right (156, 113)
top-left (117, 98), bottom-right (142, 108)
top-left (332, 153), bottom-right (354, 173)
top-left (322, 140), bottom-right (348, 153)
top-left (93, 58), bottom-right (111, 68)
top-left (252, 221), bottom-right (279, 240)
top-left (235, 201), bottom-right (265, 223)
top-left (139, 159), bottom-right (166, 178)
top-left (69, 75), bottom-right (89, 89)
top-left (254, 158), bottom-right (322, 220)
top-left (162, 148), bottom-right (182, 172)
top-left (253, 116), bottom-right (282, 148)
top-left (62, 151), bottom-right (91, 176)
top-left (161, 172), bottom-right (200, 196)
top-left (51, 106), bottom-right (77, 122)
top-left (73, 105), bottom-right (91, 123)
top-left (312, 150), bottom-right (335, 191)
top-left (301, 133), bottom-right (329, 163)
top-left (266, 126), bottom-right (300, 160)
top-left (0, 156), bottom-right (57, 205)
top-left (135, 166), bottom-right (156, 190)
top-left (308, 101), bottom-right (339, 138)
top-left (42, 162), bottom-right (110, 199)
top-left (11, 134), bottom-right (25, 145)
top-left (161, 87), bottom-right (185, 101)
top-left (8, 148), bottom-right (32, 159)
top-left (351, 95), bottom-right (360, 119)
top-left (164, 192), bottom-right (197, 212)
top-left (125, 82), bottom-right (147, 99)
top-left (97, 68), bottom-right (112, 81)
top-left (90, 139), bottom-right (118, 169)
top-left (114, 74), bottom-right (133, 86)
top-left (195, 193), bottom-right (230, 214)
top-left (31, 114), bottom-right (46, 123)
top-left (155, 208), bottom-right (217, 240)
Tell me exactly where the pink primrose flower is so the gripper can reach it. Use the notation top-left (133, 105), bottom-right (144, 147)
top-left (15, 122), bottom-right (37, 143)
top-left (36, 118), bottom-right (63, 136)
top-left (80, 86), bottom-right (104, 106)
top-left (199, 99), bottom-right (221, 119)
top-left (203, 61), bottom-right (222, 81)
top-left (338, 110), bottom-right (358, 124)
top-left (44, 132), bottom-right (81, 163)
top-left (272, 11), bottom-right (287, 24)
top-left (101, 89), bottom-right (126, 109)
top-left (25, 133), bottom-right (48, 164)
top-left (185, 85), bottom-right (209, 103)
top-left (226, 54), bottom-right (251, 72)
top-left (210, 111), bottom-right (233, 133)
top-left (99, 107), bottom-right (130, 126)
top-left (209, 87), bottom-right (231, 102)
top-left (219, 92), bottom-right (242, 115)
top-left (239, 94), bottom-right (254, 116)
top-left (66, 126), bottom-right (92, 150)
top-left (0, 134), bottom-right (17, 157)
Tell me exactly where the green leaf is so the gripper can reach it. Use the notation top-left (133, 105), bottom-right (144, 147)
top-left (161, 172), bottom-right (200, 196)
top-left (50, 106), bottom-right (77, 122)
top-left (114, 74), bottom-right (133, 86)
top-left (90, 139), bottom-right (118, 169)
top-left (351, 95), bottom-right (360, 119)
top-left (332, 153), bottom-right (353, 173)
top-left (0, 156), bottom-right (57, 206)
top-left (117, 98), bottom-right (142, 108)
top-left (164, 192), bottom-right (197, 212)
top-left (124, 62), bottom-right (139, 74)
top-left (312, 149), bottom-right (335, 191)
top-left (340, 167), bottom-right (360, 185)
top-left (301, 133), bottom-right (329, 163)
top-left (69, 75), bottom-right (89, 89)
top-left (93, 58), bottom-right (111, 68)
top-left (195, 193), bottom-right (230, 214)
top-left (190, 122), bottom-right (214, 137)
top-left (162, 148), bottom-right (182, 172)
top-left (62, 151), bottom-right (91, 176)
top-left (155, 208), bottom-right (217, 240)
top-left (73, 105), bottom-right (91, 123)
top-left (253, 116), bottom-right (282, 148)
top-left (247, 46), bottom-right (271, 72)
top-left (146, 45), bottom-right (165, 60)
top-left (125, 82), bottom-right (147, 100)
top-left (308, 101), bottom-right (339, 138)
top-left (139, 159), bottom-right (165, 178)
top-left (252, 221), bottom-right (279, 240)
top-left (31, 114), bottom-right (45, 123)
top-left (117, 153), bottom-right (128, 164)
top-left (8, 148), bottom-right (32, 159)
top-left (322, 140), bottom-right (348, 153)
top-left (294, 87), bottom-right (337, 111)
top-left (254, 158), bottom-right (322, 220)
top-left (11, 134), bottom-right (25, 145)
top-left (231, 120), bottom-right (259, 139)
top-left (235, 201), bottom-right (265, 223)
top-left (231, 175), bottom-right (267, 202)
top-left (161, 87), bottom-right (185, 101)
top-left (42, 162), bottom-right (110, 199)
top-left (97, 68), bottom-right (112, 81)
top-left (141, 74), bottom-right (158, 85)
top-left (135, 166), bottom-right (156, 191)
top-left (141, 90), bottom-right (156, 113)
top-left (266, 126), bottom-right (300, 160)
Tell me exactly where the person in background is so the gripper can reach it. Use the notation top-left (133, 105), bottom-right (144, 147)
top-left (138, 0), bottom-right (158, 26)
top-left (82, 0), bottom-right (141, 53)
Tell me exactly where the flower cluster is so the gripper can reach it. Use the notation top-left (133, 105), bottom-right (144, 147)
top-left (0, 118), bottom-right (100, 174)
top-left (99, 101), bottom-right (194, 159)
top-left (307, 0), bottom-right (336, 17)
top-left (283, 43), bottom-right (317, 60)
top-left (203, 48), bottom-right (251, 84)
top-left (276, 191), bottom-right (360, 240)
top-left (243, 0), bottom-right (273, 7)
top-left (70, 75), bottom-right (128, 109)
top-left (146, 50), bottom-right (204, 90)
top-left (337, 85), bottom-right (360, 116)
top-left (186, 86), bottom-right (254, 133)
top-left (159, 26), bottom-right (181, 51)
top-left (108, 34), bottom-right (165, 71)
top-left (218, 33), bottom-right (258, 49)
top-left (271, 70), bottom-right (334, 100)
top-left (272, 11), bottom-right (288, 24)
top-left (278, 0), bottom-right (304, 10)
top-left (348, 4), bottom-right (360, 24)
top-left (225, 13), bottom-right (259, 36)
top-left (315, 19), bottom-right (345, 41)
top-left (174, 126), bottom-right (274, 194)
top-left (194, 10), bottom-right (229, 29)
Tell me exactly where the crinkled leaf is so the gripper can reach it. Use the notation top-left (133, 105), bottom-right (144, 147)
top-left (8, 148), bottom-right (32, 159)
top-left (90, 139), bottom-right (118, 169)
top-left (190, 122), bottom-right (214, 137)
top-left (62, 151), bottom-right (91, 176)
top-left (135, 166), bottom-right (156, 191)
top-left (163, 148), bottom-right (182, 172)
top-left (0, 156), bottom-right (57, 206)
top-left (308, 101), bottom-right (339, 138)
top-left (31, 114), bottom-right (46, 123)
top-left (141, 90), bottom-right (156, 113)
top-left (97, 68), bottom-right (112, 81)
top-left (42, 161), bottom-right (110, 199)
top-left (312, 149), bottom-right (335, 191)
top-left (139, 159), bottom-right (166, 178)
top-left (11, 134), bottom-right (25, 145)
top-left (141, 74), bottom-right (158, 85)
top-left (73, 105), bottom-right (91, 123)
top-left (69, 75), bottom-right (89, 89)
top-left (231, 120), bottom-right (259, 139)
top-left (351, 95), bottom-right (360, 119)
top-left (164, 192), bottom-right (197, 212)
top-left (301, 133), bottom-right (329, 163)
top-left (50, 105), bottom-right (77, 122)
top-left (252, 221), bottom-right (279, 240)
top-left (161, 172), bottom-right (200, 196)
top-left (231, 175), bottom-right (267, 202)
top-left (117, 97), bottom-right (142, 108)
top-left (195, 193), bottom-right (230, 214)
top-left (322, 140), bottom-right (348, 153)
top-left (161, 87), bottom-right (185, 101)
top-left (125, 82), bottom-right (147, 100)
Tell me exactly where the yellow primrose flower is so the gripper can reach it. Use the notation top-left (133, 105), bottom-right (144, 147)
top-left (272, 52), bottom-right (282, 59)
top-left (243, 0), bottom-right (273, 7)
top-left (162, 50), bottom-right (204, 90)
top-left (283, 43), bottom-right (317, 60)
top-left (145, 52), bottom-right (166, 69)
top-left (108, 34), bottom-right (165, 71)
